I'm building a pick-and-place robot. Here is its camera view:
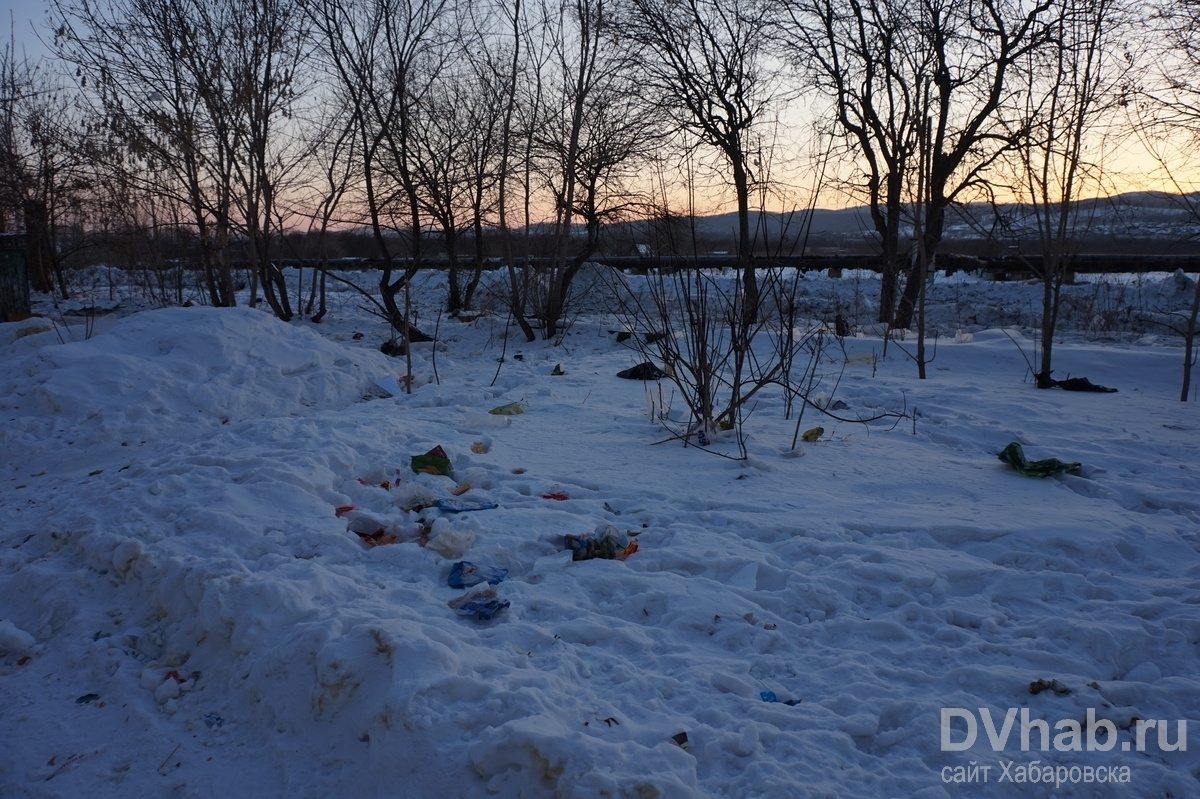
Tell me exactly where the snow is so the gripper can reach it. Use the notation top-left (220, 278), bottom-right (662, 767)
top-left (1, 269), bottom-right (1198, 798)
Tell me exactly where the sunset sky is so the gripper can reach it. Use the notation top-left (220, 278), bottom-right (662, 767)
top-left (2, 0), bottom-right (1194, 217)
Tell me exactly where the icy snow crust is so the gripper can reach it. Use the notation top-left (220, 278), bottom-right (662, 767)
top-left (1, 272), bottom-right (1198, 798)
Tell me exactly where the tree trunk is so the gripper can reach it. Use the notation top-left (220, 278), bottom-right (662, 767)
top-left (0, 233), bottom-right (30, 320)
top-left (23, 199), bottom-right (57, 296)
top-left (1182, 272), bottom-right (1200, 401)
top-left (732, 159), bottom-right (758, 326)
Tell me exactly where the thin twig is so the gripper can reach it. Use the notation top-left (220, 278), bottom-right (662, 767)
top-left (157, 743), bottom-right (182, 773)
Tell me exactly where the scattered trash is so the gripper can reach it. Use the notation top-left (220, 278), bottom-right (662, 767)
top-left (393, 481), bottom-right (438, 512)
top-left (344, 511), bottom-right (399, 546)
top-left (371, 374), bottom-right (404, 397)
top-left (671, 732), bottom-right (691, 750)
top-left (471, 441), bottom-right (490, 454)
top-left (1029, 678), bottom-right (1071, 696)
top-left (334, 505), bottom-right (356, 517)
top-left (998, 442), bottom-right (1081, 478)
top-left (542, 489), bottom-right (570, 501)
top-left (552, 364), bottom-right (565, 376)
top-left (380, 339), bottom-right (406, 357)
top-left (565, 524), bottom-right (638, 561)
top-left (464, 411), bottom-right (511, 428)
top-left (356, 476), bottom-right (391, 489)
top-left (425, 523), bottom-right (475, 558)
top-left (448, 587), bottom-right (509, 620)
top-left (1037, 374), bottom-right (1118, 392)
top-left (452, 482), bottom-right (472, 496)
top-left (697, 430), bottom-right (710, 446)
top-left (830, 399), bottom-right (850, 411)
top-left (489, 401), bottom-right (524, 415)
top-left (448, 561), bottom-right (508, 588)
top-left (456, 597), bottom-right (509, 620)
top-left (801, 426), bottom-right (824, 443)
top-left (353, 528), bottom-right (399, 547)
top-left (411, 445), bottom-right (452, 476)
top-left (616, 362), bottom-right (665, 380)
top-left (435, 498), bottom-right (497, 513)
top-left (46, 747), bottom-right (105, 782)
top-left (759, 691), bottom-right (802, 706)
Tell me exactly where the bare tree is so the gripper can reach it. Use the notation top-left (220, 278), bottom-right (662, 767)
top-left (782, 0), bottom-right (922, 326)
top-left (0, 46), bottom-right (94, 299)
top-left (903, 0), bottom-right (1055, 352)
top-left (493, 0), bottom-right (540, 342)
top-left (784, 0), bottom-right (1054, 374)
top-left (619, 0), bottom-right (780, 331)
top-left (409, 49), bottom-right (498, 315)
top-left (305, 0), bottom-right (451, 344)
top-left (0, 44), bottom-right (34, 235)
top-left (520, 0), bottom-right (660, 340)
top-left (54, 0), bottom-right (231, 306)
top-left (290, 100), bottom-right (361, 322)
top-left (1005, 0), bottom-right (1130, 388)
top-left (1139, 0), bottom-right (1200, 400)
top-left (221, 0), bottom-right (313, 321)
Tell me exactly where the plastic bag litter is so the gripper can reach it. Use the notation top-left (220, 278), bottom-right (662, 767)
top-left (411, 445), bottom-right (452, 476)
top-left (455, 597), bottom-right (509, 621)
top-left (489, 401), bottom-right (524, 415)
top-left (436, 498), bottom-right (497, 513)
top-left (760, 691), bottom-right (801, 706)
top-left (564, 524), bottom-right (638, 561)
top-left (463, 412), bottom-right (510, 428)
top-left (426, 521), bottom-right (475, 558)
top-left (448, 586), bottom-right (509, 620)
top-left (370, 374), bottom-right (404, 397)
top-left (343, 510), bottom-right (405, 546)
top-left (448, 561), bottom-right (508, 588)
top-left (616, 362), bottom-right (665, 380)
top-left (393, 481), bottom-right (438, 512)
top-left (997, 441), bottom-right (1081, 477)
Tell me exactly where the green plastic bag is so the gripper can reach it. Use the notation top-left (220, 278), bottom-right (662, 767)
top-left (997, 442), bottom-right (1080, 478)
top-left (489, 401), bottom-right (524, 416)
top-left (411, 445), bottom-right (452, 476)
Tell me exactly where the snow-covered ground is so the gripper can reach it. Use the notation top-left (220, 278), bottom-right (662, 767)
top-left (1, 268), bottom-right (1198, 798)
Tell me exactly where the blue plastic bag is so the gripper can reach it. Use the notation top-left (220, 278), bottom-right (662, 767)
top-left (436, 498), bottom-right (498, 513)
top-left (448, 561), bottom-right (508, 588)
top-left (455, 597), bottom-right (510, 621)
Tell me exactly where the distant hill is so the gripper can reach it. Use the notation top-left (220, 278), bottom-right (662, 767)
top-left (684, 192), bottom-right (1200, 249)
